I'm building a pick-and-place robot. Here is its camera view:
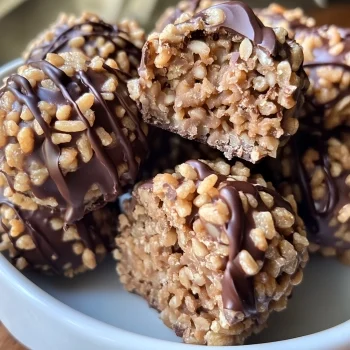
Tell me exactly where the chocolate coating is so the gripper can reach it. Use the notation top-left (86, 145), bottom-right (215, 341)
top-left (296, 25), bottom-right (350, 129)
top-left (191, 2), bottom-right (276, 55)
top-left (186, 160), bottom-right (294, 316)
top-left (136, 1), bottom-right (307, 163)
top-left (0, 55), bottom-right (148, 223)
top-left (0, 175), bottom-right (117, 275)
top-left (255, 3), bottom-right (315, 38)
top-left (284, 127), bottom-right (350, 250)
top-left (24, 13), bottom-right (144, 77)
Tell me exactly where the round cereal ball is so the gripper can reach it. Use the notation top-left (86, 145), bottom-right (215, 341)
top-left (0, 172), bottom-right (117, 277)
top-left (296, 25), bottom-right (350, 129)
top-left (115, 159), bottom-right (309, 345)
top-left (131, 1), bottom-right (309, 163)
top-left (274, 126), bottom-right (350, 264)
top-left (255, 3), bottom-right (315, 39)
top-left (0, 52), bottom-right (148, 223)
top-left (24, 12), bottom-right (145, 77)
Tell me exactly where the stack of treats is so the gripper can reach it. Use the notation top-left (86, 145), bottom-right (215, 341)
top-left (0, 0), bottom-right (349, 346)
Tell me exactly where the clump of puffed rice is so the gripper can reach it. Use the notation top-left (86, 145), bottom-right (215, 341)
top-left (115, 159), bottom-right (309, 345)
top-left (296, 25), bottom-right (350, 129)
top-left (0, 52), bottom-right (148, 223)
top-left (132, 2), bottom-right (309, 163)
top-left (273, 127), bottom-right (350, 265)
top-left (0, 169), bottom-right (117, 277)
top-left (256, 3), bottom-right (315, 39)
top-left (24, 12), bottom-right (145, 77)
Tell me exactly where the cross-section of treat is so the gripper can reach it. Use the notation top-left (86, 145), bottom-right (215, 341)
top-left (24, 12), bottom-right (145, 77)
top-left (296, 26), bottom-right (350, 129)
top-left (255, 3), bottom-right (315, 39)
top-left (272, 126), bottom-right (350, 265)
top-left (0, 172), bottom-right (117, 277)
top-left (115, 159), bottom-right (309, 345)
top-left (0, 53), bottom-right (148, 223)
top-left (131, 1), bottom-right (309, 163)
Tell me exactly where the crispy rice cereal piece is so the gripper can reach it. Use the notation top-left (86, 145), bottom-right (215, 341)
top-left (0, 52), bottom-right (148, 223)
top-left (132, 2), bottom-right (308, 163)
top-left (24, 12), bottom-right (145, 77)
top-left (0, 171), bottom-right (117, 276)
top-left (115, 159), bottom-right (308, 345)
top-left (296, 25), bottom-right (350, 129)
top-left (275, 126), bottom-right (350, 265)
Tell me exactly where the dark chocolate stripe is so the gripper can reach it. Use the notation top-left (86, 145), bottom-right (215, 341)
top-left (1, 60), bottom-right (147, 223)
top-left (191, 1), bottom-right (276, 55)
top-left (186, 160), bottom-right (294, 316)
top-left (27, 20), bottom-right (141, 66)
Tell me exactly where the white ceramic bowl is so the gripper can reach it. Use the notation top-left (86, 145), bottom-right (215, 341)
top-left (0, 59), bottom-right (350, 350)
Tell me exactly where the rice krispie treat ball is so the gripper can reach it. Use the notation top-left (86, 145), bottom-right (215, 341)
top-left (131, 1), bottom-right (309, 163)
top-left (24, 12), bottom-right (145, 77)
top-left (115, 159), bottom-right (309, 345)
top-left (296, 26), bottom-right (350, 129)
top-left (255, 3), bottom-right (315, 39)
top-left (276, 127), bottom-right (350, 264)
top-left (0, 52), bottom-right (148, 223)
top-left (0, 174), bottom-right (117, 277)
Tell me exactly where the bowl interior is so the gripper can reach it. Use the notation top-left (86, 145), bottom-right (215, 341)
top-left (1, 59), bottom-right (350, 346)
top-left (24, 255), bottom-right (350, 345)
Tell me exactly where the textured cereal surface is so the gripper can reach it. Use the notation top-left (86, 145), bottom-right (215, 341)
top-left (256, 3), bottom-right (315, 38)
top-left (24, 12), bottom-right (145, 77)
top-left (276, 128), bottom-right (350, 265)
top-left (296, 25), bottom-right (350, 129)
top-left (0, 170), bottom-right (117, 277)
top-left (0, 52), bottom-right (148, 222)
top-left (115, 159), bottom-right (309, 345)
top-left (133, 6), bottom-right (308, 163)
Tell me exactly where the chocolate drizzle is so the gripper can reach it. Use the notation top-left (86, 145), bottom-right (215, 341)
top-left (191, 1), bottom-right (277, 55)
top-left (26, 20), bottom-right (141, 69)
top-left (0, 180), bottom-right (114, 274)
top-left (1, 60), bottom-right (148, 223)
top-left (186, 160), bottom-right (294, 316)
top-left (291, 127), bottom-right (350, 250)
top-left (298, 26), bottom-right (350, 117)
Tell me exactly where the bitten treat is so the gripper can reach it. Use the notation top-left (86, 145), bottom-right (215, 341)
top-left (131, 1), bottom-right (309, 163)
top-left (0, 52), bottom-right (148, 223)
top-left (115, 159), bottom-right (309, 345)
top-left (0, 173), bottom-right (117, 277)
top-left (296, 25), bottom-right (350, 129)
top-left (275, 127), bottom-right (350, 265)
top-left (24, 12), bottom-right (145, 77)
top-left (256, 4), bottom-right (315, 39)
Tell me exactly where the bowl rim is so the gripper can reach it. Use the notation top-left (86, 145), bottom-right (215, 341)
top-left (1, 253), bottom-right (350, 349)
top-left (0, 59), bottom-right (350, 349)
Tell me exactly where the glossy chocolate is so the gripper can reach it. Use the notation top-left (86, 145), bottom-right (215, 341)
top-left (186, 160), bottom-right (294, 317)
top-left (0, 181), bottom-right (115, 274)
top-left (1, 60), bottom-right (148, 223)
top-left (191, 1), bottom-right (276, 54)
top-left (297, 26), bottom-right (350, 116)
top-left (290, 127), bottom-right (350, 250)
